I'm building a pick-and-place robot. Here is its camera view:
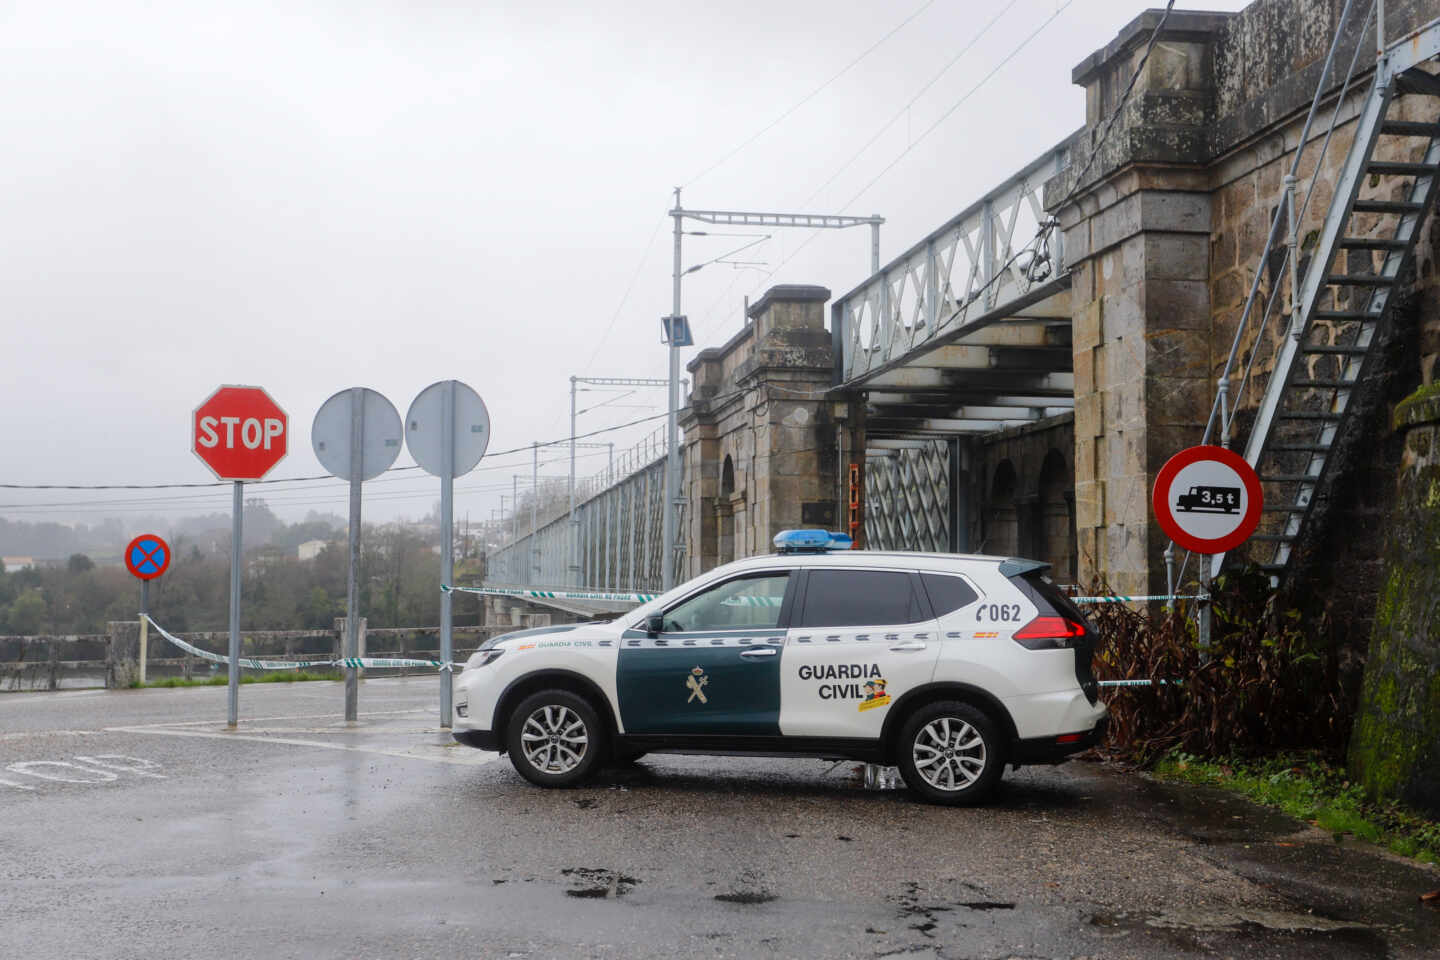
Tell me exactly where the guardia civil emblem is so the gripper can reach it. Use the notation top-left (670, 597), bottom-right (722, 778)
top-left (685, 666), bottom-right (709, 704)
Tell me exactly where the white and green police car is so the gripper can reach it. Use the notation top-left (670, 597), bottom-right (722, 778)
top-left (452, 531), bottom-right (1106, 805)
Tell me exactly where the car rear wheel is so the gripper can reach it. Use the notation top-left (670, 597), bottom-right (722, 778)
top-left (895, 701), bottom-right (1004, 805)
top-left (506, 690), bottom-right (606, 788)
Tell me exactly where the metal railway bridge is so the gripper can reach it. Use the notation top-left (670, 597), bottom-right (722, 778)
top-left (489, 136), bottom-right (1081, 597)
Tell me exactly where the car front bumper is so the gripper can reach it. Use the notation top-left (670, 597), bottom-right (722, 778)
top-left (452, 729), bottom-right (503, 751)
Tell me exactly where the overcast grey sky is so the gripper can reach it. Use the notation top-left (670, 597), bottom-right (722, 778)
top-left (0, 0), bottom-right (1253, 531)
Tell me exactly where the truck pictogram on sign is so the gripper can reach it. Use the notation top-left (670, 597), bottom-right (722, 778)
top-left (1175, 485), bottom-right (1241, 514)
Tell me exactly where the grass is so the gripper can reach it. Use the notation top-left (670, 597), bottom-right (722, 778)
top-left (140, 670), bottom-right (339, 688)
top-left (1153, 750), bottom-right (1440, 864)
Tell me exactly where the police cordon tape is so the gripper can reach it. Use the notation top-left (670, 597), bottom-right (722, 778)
top-left (442, 584), bottom-right (659, 604)
top-left (444, 583), bottom-right (1206, 608)
top-left (1071, 594), bottom-right (1208, 604)
top-left (141, 615), bottom-right (453, 672)
top-left (1095, 679), bottom-right (1181, 687)
top-left (144, 616), bottom-right (1177, 689)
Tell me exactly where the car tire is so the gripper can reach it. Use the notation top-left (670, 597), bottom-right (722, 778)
top-left (895, 701), bottom-right (1004, 806)
top-left (506, 689), bottom-right (606, 788)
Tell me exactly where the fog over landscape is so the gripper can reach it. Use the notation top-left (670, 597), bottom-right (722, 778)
top-left (2, 0), bottom-right (1251, 542)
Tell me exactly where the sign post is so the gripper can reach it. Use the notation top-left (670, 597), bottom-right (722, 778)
top-left (406, 380), bottom-right (490, 727)
top-left (1153, 445), bottom-right (1263, 650)
top-left (192, 385), bottom-right (289, 726)
top-left (124, 533), bottom-right (171, 685)
top-left (312, 387), bottom-right (403, 722)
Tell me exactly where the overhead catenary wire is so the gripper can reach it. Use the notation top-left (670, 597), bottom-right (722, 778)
top-left (582, 212), bottom-right (668, 373)
top-left (725, 0), bottom-right (1076, 315)
top-left (797, 0), bottom-right (1027, 211)
top-left (682, 0), bottom-right (939, 188)
top-left (0, 408), bottom-right (678, 494)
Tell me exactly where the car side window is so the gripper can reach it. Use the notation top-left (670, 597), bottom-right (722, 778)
top-left (920, 573), bottom-right (980, 617)
top-left (797, 570), bottom-right (928, 628)
top-left (660, 573), bottom-right (790, 632)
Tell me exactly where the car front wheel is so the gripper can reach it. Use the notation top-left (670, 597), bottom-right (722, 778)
top-left (506, 690), bottom-right (605, 788)
top-left (895, 701), bottom-right (1004, 805)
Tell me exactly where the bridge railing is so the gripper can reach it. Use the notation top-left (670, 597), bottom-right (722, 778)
top-left (833, 137), bottom-right (1075, 385)
top-left (487, 454), bottom-right (672, 594)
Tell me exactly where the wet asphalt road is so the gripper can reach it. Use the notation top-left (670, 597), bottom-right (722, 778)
top-left (2, 678), bottom-right (1438, 959)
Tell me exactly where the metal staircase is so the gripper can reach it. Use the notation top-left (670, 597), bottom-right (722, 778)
top-left (1209, 15), bottom-right (1440, 581)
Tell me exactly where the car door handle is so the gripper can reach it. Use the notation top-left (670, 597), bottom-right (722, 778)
top-left (739, 647), bottom-right (778, 659)
top-left (889, 640), bottom-right (928, 652)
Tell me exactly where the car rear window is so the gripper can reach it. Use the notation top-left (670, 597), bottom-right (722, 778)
top-left (919, 573), bottom-right (979, 616)
top-left (797, 570), bottom-right (928, 627)
top-left (1010, 570), bottom-right (1091, 626)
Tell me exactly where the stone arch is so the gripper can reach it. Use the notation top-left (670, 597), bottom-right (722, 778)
top-left (716, 453), bottom-right (737, 566)
top-left (987, 460), bottom-right (1019, 557)
top-left (1036, 448), bottom-right (1075, 581)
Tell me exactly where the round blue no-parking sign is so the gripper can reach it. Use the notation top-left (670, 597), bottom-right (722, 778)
top-left (124, 534), bottom-right (171, 581)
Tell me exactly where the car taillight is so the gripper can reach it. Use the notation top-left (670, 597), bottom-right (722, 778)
top-left (1012, 616), bottom-right (1087, 650)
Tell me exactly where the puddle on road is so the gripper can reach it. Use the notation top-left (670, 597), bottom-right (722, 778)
top-left (1089, 907), bottom-right (1389, 957)
top-left (560, 867), bottom-right (640, 900)
top-left (713, 891), bottom-right (776, 905)
top-left (1139, 776), bottom-right (1304, 843)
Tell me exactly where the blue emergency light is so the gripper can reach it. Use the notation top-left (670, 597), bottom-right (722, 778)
top-left (773, 529), bottom-right (855, 553)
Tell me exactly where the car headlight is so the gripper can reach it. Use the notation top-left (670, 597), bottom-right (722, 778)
top-left (468, 648), bottom-right (504, 669)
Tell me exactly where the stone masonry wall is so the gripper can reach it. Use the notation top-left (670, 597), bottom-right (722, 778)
top-left (680, 286), bottom-right (836, 577)
top-left (1051, 0), bottom-right (1440, 595)
top-left (1348, 386), bottom-right (1440, 816)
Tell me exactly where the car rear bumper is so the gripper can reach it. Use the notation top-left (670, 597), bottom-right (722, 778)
top-left (1010, 715), bottom-right (1108, 765)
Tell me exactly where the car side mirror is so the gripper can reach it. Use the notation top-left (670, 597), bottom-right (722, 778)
top-left (644, 614), bottom-right (665, 637)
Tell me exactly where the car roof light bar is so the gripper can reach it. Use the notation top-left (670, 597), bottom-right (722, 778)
top-left (773, 529), bottom-right (855, 553)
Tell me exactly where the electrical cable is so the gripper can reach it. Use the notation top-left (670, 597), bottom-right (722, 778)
top-left (0, 409), bottom-right (676, 493)
top-left (797, 0), bottom-right (1026, 211)
top-left (582, 212), bottom-right (668, 374)
top-left (726, 0), bottom-right (1075, 315)
top-left (682, 0), bottom-right (938, 188)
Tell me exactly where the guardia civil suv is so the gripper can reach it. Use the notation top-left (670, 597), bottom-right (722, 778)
top-left (452, 531), bottom-right (1107, 805)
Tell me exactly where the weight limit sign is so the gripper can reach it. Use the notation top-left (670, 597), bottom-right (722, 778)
top-left (1152, 445), bottom-right (1263, 554)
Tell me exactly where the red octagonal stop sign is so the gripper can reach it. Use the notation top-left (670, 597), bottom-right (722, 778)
top-left (192, 385), bottom-right (289, 481)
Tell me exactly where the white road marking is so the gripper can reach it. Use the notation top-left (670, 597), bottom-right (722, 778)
top-left (74, 755), bottom-right (167, 778)
top-left (107, 725), bottom-right (504, 767)
top-left (132, 708), bottom-right (426, 729)
top-left (0, 730), bottom-right (105, 741)
top-left (6, 760), bottom-right (119, 783)
top-left (0, 776), bottom-right (36, 791)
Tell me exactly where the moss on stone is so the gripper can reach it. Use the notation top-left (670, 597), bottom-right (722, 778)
top-left (1393, 382), bottom-right (1440, 430)
top-left (1348, 415), bottom-right (1440, 816)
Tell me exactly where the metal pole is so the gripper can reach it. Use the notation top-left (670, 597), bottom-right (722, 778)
top-left (138, 579), bottom-right (149, 686)
top-left (607, 443), bottom-right (615, 589)
top-left (664, 188), bottom-right (682, 590)
top-left (870, 219), bottom-right (880, 273)
top-left (439, 381), bottom-right (456, 728)
top-left (531, 441), bottom-right (539, 583)
top-left (344, 387), bottom-right (364, 722)
top-left (227, 480), bottom-right (243, 727)
top-left (569, 376), bottom-right (578, 587)
top-left (1198, 554), bottom-right (1213, 659)
top-left (1163, 542), bottom-right (1176, 614)
top-left (1284, 174), bottom-right (1301, 340)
